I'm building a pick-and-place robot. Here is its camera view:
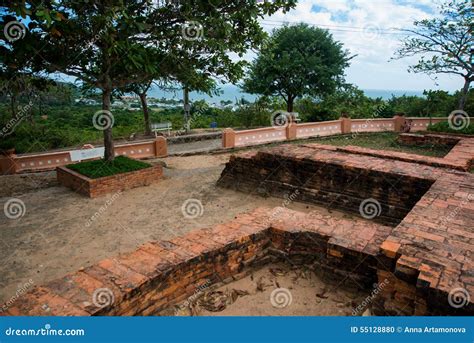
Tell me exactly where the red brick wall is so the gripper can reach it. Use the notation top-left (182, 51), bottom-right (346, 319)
top-left (398, 133), bottom-right (460, 146)
top-left (217, 144), bottom-right (436, 226)
top-left (1, 137), bottom-right (167, 175)
top-left (57, 164), bottom-right (163, 198)
top-left (2, 205), bottom-right (472, 316)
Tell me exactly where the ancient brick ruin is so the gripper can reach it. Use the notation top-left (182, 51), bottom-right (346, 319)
top-left (2, 133), bottom-right (473, 316)
top-left (217, 133), bottom-right (474, 315)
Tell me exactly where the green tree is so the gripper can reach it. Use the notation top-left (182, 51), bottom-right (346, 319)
top-left (423, 90), bottom-right (456, 116)
top-left (14, 2), bottom-right (168, 160)
top-left (394, 0), bottom-right (473, 110)
top-left (243, 23), bottom-right (352, 112)
top-left (4, 0), bottom-right (296, 160)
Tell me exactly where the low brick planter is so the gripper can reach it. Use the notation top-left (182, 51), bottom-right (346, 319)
top-left (57, 164), bottom-right (163, 198)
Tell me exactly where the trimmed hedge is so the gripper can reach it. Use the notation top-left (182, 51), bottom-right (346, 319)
top-left (67, 156), bottom-right (151, 179)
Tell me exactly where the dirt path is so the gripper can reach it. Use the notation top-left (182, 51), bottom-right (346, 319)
top-left (0, 153), bottom-right (350, 304)
top-left (167, 139), bottom-right (221, 155)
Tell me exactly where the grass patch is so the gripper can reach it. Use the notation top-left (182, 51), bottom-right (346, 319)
top-left (302, 132), bottom-right (452, 157)
top-left (428, 121), bottom-right (474, 135)
top-left (67, 156), bottom-right (151, 179)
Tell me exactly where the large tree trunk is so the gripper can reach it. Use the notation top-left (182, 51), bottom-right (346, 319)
top-left (286, 96), bottom-right (294, 113)
top-left (458, 77), bottom-right (471, 110)
top-left (139, 92), bottom-right (151, 136)
top-left (183, 87), bottom-right (190, 133)
top-left (10, 95), bottom-right (17, 118)
top-left (102, 88), bottom-right (115, 162)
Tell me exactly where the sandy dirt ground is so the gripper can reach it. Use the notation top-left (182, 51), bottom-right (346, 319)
top-left (172, 263), bottom-right (371, 316)
top-left (0, 152), bottom-right (354, 304)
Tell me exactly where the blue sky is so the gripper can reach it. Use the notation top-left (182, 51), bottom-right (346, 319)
top-left (253, 0), bottom-right (463, 92)
top-left (52, 0), bottom-right (463, 95)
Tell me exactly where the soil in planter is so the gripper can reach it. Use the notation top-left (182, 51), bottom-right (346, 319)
top-left (171, 263), bottom-right (372, 316)
top-left (67, 156), bottom-right (151, 178)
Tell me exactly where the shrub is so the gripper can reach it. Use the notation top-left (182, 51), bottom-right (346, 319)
top-left (428, 121), bottom-right (474, 135)
top-left (67, 156), bottom-right (151, 178)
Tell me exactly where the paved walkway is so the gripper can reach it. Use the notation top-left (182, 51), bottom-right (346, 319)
top-left (167, 139), bottom-right (222, 155)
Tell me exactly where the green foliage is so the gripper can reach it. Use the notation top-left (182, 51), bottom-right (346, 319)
top-left (0, 105), bottom-right (143, 153)
top-left (394, 0), bottom-right (472, 78)
top-left (428, 121), bottom-right (474, 135)
top-left (3, 0), bottom-right (297, 160)
top-left (295, 85), bottom-right (473, 122)
top-left (243, 23), bottom-right (351, 111)
top-left (296, 85), bottom-right (380, 121)
top-left (1, 84), bottom-right (471, 154)
top-left (67, 156), bottom-right (151, 179)
top-left (394, 0), bottom-right (473, 109)
top-left (307, 132), bottom-right (451, 157)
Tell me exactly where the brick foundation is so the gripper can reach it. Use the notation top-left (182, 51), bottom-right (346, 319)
top-left (217, 144), bottom-right (438, 226)
top-left (398, 133), bottom-right (460, 146)
top-left (3, 134), bottom-right (473, 316)
top-left (2, 202), bottom-right (472, 316)
top-left (1, 208), bottom-right (394, 316)
top-left (216, 134), bottom-right (474, 316)
top-left (57, 164), bottom-right (163, 198)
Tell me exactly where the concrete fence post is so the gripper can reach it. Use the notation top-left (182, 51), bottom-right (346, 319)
top-left (154, 137), bottom-right (167, 157)
top-left (393, 114), bottom-right (406, 132)
top-left (0, 153), bottom-right (18, 175)
top-left (222, 128), bottom-right (236, 148)
top-left (340, 117), bottom-right (352, 134)
top-left (286, 122), bottom-right (297, 140)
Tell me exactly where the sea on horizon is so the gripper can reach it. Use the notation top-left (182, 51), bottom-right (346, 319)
top-left (148, 83), bottom-right (425, 103)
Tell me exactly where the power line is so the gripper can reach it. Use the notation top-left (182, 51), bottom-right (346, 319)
top-left (261, 19), bottom-right (410, 35)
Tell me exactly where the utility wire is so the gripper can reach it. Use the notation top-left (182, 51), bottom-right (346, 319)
top-left (261, 19), bottom-right (411, 35)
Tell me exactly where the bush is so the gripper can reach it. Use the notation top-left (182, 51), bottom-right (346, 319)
top-left (428, 121), bottom-right (474, 135)
top-left (67, 156), bottom-right (151, 178)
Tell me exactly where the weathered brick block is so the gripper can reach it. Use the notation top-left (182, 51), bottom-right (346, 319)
top-left (57, 163), bottom-right (163, 198)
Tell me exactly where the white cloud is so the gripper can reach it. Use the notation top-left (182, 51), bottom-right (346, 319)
top-left (254, 0), bottom-right (463, 92)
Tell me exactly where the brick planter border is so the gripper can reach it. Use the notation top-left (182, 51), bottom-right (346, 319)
top-left (57, 163), bottom-right (163, 198)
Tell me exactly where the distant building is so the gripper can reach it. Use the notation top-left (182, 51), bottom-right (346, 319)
top-left (75, 98), bottom-right (99, 106)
